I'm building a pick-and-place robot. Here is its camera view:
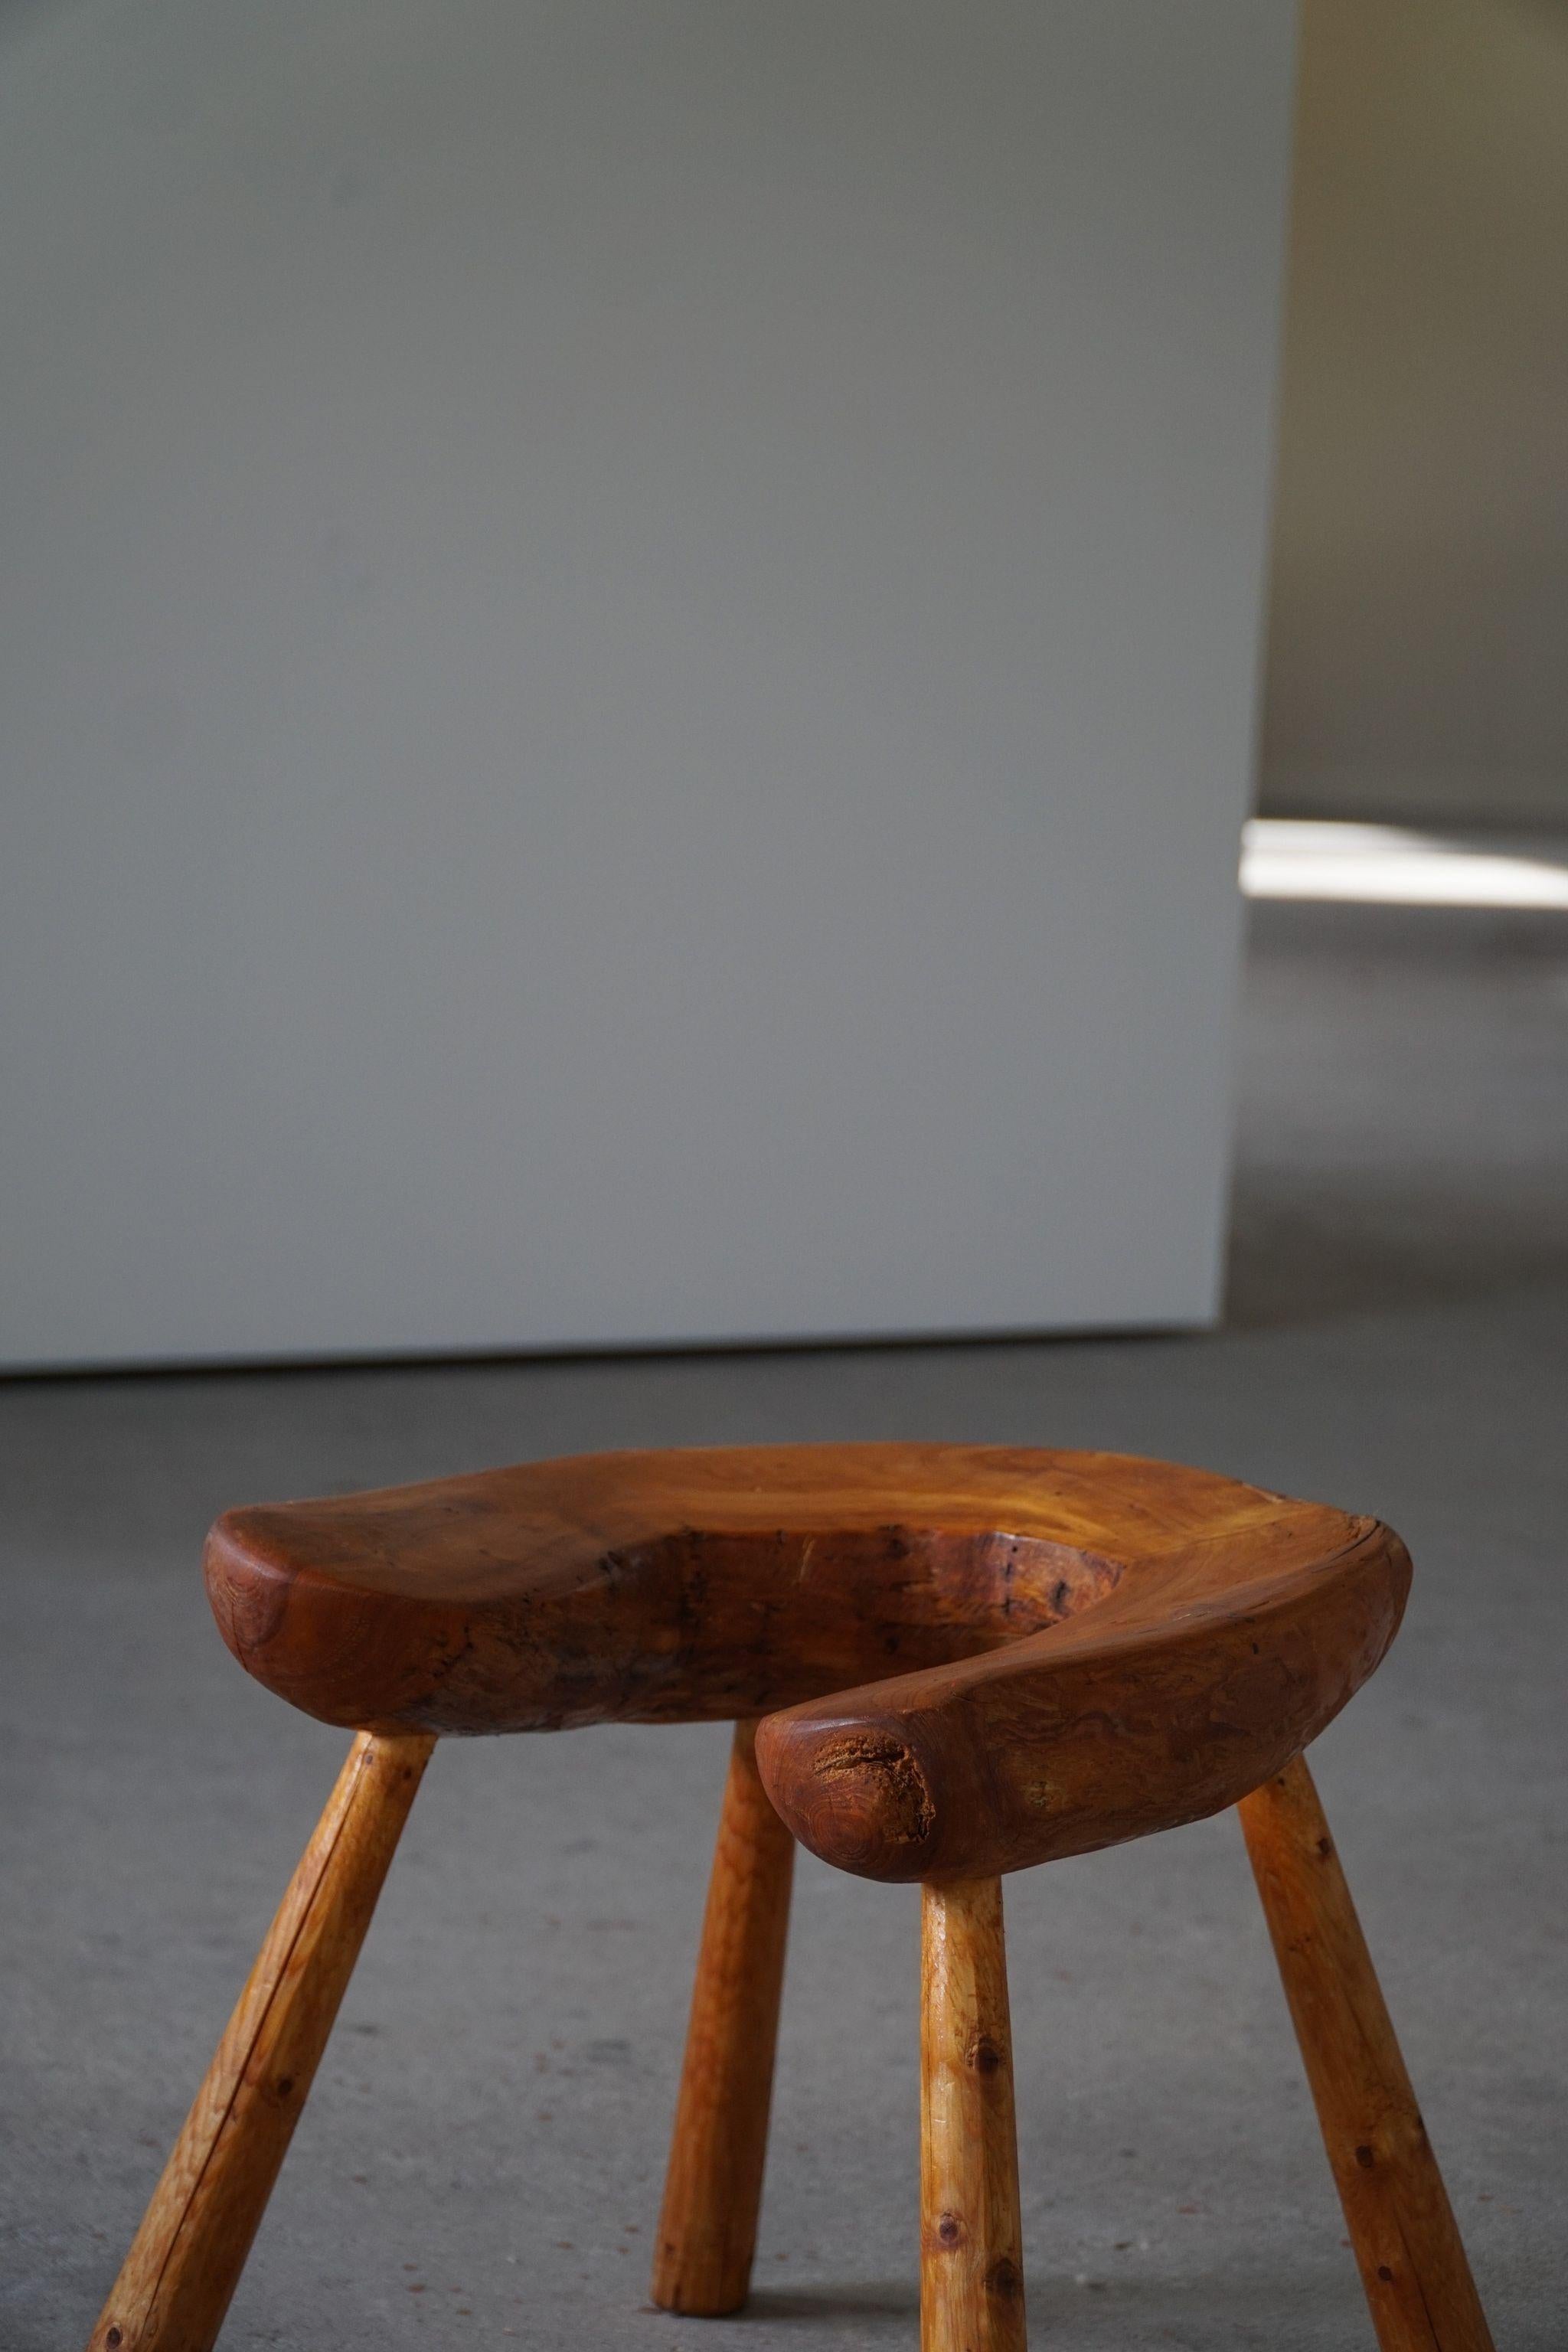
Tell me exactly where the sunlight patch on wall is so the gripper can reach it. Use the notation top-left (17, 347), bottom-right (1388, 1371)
top-left (1241, 820), bottom-right (1568, 908)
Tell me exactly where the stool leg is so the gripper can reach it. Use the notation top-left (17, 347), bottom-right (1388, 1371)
top-left (1238, 1753), bottom-right (1494, 2352)
top-left (87, 1730), bottom-right (435, 2352)
top-left (652, 1719), bottom-right (795, 2315)
top-left (920, 1875), bottom-right (1027, 2352)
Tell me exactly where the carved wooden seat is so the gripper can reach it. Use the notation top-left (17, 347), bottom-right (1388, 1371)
top-left (90, 1444), bottom-right (1493, 2352)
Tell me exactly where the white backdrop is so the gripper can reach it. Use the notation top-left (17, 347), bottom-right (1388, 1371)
top-left (0, 0), bottom-right (1295, 1368)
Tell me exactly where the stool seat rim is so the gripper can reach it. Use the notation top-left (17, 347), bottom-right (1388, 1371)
top-left (204, 1442), bottom-right (1409, 1880)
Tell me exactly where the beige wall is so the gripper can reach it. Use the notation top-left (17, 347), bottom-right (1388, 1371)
top-left (1262, 0), bottom-right (1568, 825)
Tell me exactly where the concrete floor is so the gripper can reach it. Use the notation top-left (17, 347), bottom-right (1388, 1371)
top-left (5, 898), bottom-right (1566, 2349)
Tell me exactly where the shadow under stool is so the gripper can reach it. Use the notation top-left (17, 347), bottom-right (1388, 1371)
top-left (88, 1442), bottom-right (1494, 2352)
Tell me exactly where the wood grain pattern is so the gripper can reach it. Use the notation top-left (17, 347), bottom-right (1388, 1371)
top-left (652, 1721), bottom-right (795, 2315)
top-left (760, 1509), bottom-right (1407, 1883)
top-left (920, 1876), bottom-right (1027, 2352)
top-left (206, 1444), bottom-right (1409, 1881)
top-left (87, 1733), bottom-right (433, 2352)
top-left (1239, 1756), bottom-right (1494, 2352)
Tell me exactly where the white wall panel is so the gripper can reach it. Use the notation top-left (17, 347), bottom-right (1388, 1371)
top-left (0, 1), bottom-right (1295, 1366)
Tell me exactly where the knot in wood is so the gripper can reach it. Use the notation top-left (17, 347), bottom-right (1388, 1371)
top-left (812, 1733), bottom-right (935, 1844)
top-left (966, 2034), bottom-right (1004, 2076)
top-left (985, 2256), bottom-right (1023, 2301)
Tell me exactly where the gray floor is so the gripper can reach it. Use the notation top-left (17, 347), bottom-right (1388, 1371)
top-left (5, 898), bottom-right (1566, 2350)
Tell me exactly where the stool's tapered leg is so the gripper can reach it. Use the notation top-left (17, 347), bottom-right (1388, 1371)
top-left (920, 1875), bottom-right (1027, 2352)
top-left (1239, 1754), bottom-right (1494, 2352)
top-left (88, 1730), bottom-right (435, 2352)
top-left (652, 1720), bottom-right (795, 2315)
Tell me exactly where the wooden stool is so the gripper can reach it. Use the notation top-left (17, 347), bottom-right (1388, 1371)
top-left (89, 1443), bottom-right (1494, 2352)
